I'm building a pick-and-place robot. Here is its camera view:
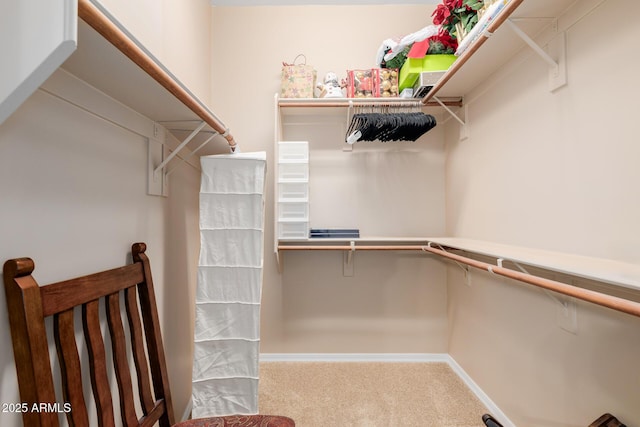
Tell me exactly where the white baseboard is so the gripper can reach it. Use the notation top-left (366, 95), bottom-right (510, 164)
top-left (260, 353), bottom-right (449, 363)
top-left (445, 356), bottom-right (515, 427)
top-left (260, 353), bottom-right (515, 427)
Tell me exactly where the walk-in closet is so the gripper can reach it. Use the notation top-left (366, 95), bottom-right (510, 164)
top-left (1, 1), bottom-right (638, 426)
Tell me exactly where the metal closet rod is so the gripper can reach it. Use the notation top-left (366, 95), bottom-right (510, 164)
top-left (278, 243), bottom-right (640, 319)
top-left (77, 0), bottom-right (236, 149)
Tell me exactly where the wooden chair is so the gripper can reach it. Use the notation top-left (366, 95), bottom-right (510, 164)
top-left (3, 242), bottom-right (294, 427)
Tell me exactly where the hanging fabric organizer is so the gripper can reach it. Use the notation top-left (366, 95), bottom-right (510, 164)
top-left (193, 152), bottom-right (267, 418)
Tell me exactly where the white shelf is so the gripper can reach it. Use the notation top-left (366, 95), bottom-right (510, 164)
top-left (428, 238), bottom-right (640, 292)
top-left (422, 0), bottom-right (576, 102)
top-left (279, 237), bottom-right (432, 244)
top-left (277, 235), bottom-right (640, 293)
top-left (277, 96), bottom-right (457, 118)
top-left (60, 0), bottom-right (234, 154)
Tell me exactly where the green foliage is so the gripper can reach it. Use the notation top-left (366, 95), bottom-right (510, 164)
top-left (464, 0), bottom-right (484, 11)
top-left (384, 46), bottom-right (411, 69)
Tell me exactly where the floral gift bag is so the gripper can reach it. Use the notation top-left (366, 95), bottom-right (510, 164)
top-left (280, 54), bottom-right (317, 98)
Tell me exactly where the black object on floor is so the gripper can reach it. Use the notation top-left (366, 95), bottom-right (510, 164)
top-left (482, 413), bottom-right (505, 427)
top-left (589, 413), bottom-right (627, 427)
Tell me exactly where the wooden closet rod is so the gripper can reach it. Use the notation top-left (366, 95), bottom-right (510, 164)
top-left (77, 0), bottom-right (237, 149)
top-left (421, 245), bottom-right (640, 319)
top-left (278, 245), bottom-right (426, 251)
top-left (279, 99), bottom-right (463, 108)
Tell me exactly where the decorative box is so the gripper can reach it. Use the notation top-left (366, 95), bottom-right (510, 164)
top-left (347, 68), bottom-right (399, 98)
top-left (378, 68), bottom-right (399, 97)
top-left (347, 69), bottom-right (378, 98)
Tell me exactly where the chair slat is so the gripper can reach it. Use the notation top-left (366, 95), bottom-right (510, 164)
top-left (125, 286), bottom-right (156, 415)
top-left (139, 400), bottom-right (167, 427)
top-left (42, 264), bottom-right (144, 316)
top-left (82, 300), bottom-right (116, 427)
top-left (106, 292), bottom-right (139, 426)
top-left (54, 309), bottom-right (89, 427)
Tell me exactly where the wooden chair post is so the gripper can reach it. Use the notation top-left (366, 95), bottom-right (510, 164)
top-left (132, 242), bottom-right (175, 427)
top-left (3, 258), bottom-right (59, 427)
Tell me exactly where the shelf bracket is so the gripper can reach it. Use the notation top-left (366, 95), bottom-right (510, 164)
top-left (433, 96), bottom-right (466, 127)
top-left (165, 132), bottom-right (217, 176)
top-left (147, 121), bottom-right (206, 197)
top-left (505, 19), bottom-right (567, 91)
top-left (343, 240), bottom-right (355, 277)
top-left (425, 242), bottom-right (470, 285)
top-left (510, 259), bottom-right (578, 333)
top-left (154, 121), bottom-right (206, 176)
top-left (509, 260), bottom-right (564, 308)
top-left (276, 250), bottom-right (282, 274)
top-left (344, 100), bottom-right (354, 151)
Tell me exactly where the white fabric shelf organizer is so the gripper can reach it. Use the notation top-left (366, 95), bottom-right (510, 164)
top-left (193, 152), bottom-right (267, 417)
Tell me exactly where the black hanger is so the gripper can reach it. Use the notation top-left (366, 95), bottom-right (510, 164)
top-left (346, 111), bottom-right (436, 143)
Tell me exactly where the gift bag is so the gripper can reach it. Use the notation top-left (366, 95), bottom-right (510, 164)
top-left (280, 54), bottom-right (317, 98)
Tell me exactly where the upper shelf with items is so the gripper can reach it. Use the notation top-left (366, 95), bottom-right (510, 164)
top-left (421, 0), bottom-right (575, 104)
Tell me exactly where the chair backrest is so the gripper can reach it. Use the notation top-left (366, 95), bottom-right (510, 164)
top-left (3, 242), bottom-right (175, 427)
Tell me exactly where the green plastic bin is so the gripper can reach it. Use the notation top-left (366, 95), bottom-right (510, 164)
top-left (398, 54), bottom-right (457, 92)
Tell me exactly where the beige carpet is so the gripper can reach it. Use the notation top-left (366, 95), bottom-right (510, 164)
top-left (258, 362), bottom-right (489, 427)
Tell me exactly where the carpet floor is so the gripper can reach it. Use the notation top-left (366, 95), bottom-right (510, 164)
top-left (258, 362), bottom-right (489, 427)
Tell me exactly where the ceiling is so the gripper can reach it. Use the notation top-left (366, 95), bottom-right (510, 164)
top-left (210, 0), bottom-right (438, 5)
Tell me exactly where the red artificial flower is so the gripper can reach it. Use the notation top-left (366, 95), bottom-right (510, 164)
top-left (444, 0), bottom-right (463, 9)
top-left (431, 0), bottom-right (484, 41)
top-left (437, 29), bottom-right (457, 50)
top-left (426, 29), bottom-right (459, 54)
top-left (431, 3), bottom-right (452, 25)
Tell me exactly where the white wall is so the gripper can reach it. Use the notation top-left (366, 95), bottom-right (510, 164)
top-left (210, 5), bottom-right (449, 353)
top-left (0, 76), bottom-right (199, 425)
top-left (0, 1), bottom-right (212, 424)
top-left (445, 0), bottom-right (640, 425)
top-left (98, 0), bottom-right (213, 106)
top-left (6, 1), bottom-right (638, 425)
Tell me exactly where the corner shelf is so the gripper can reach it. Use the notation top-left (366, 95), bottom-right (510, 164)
top-left (277, 236), bottom-right (640, 318)
top-left (277, 236), bottom-right (640, 292)
top-left (427, 238), bottom-right (640, 293)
